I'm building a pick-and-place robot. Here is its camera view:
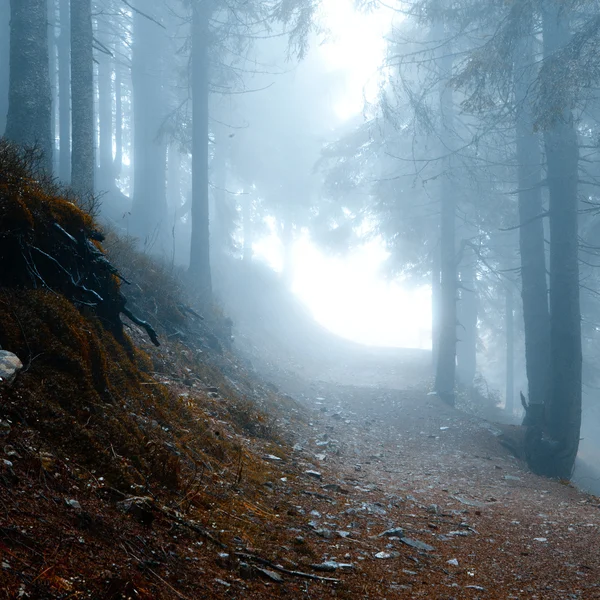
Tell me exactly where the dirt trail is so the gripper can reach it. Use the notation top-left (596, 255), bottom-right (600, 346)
top-left (255, 346), bottom-right (600, 599)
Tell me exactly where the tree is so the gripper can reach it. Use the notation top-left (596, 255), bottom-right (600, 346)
top-left (70, 0), bottom-right (94, 194)
top-left (130, 7), bottom-right (169, 245)
top-left (0, 1), bottom-right (10, 135)
top-left (189, 0), bottom-right (212, 295)
top-left (5, 0), bottom-right (52, 172)
top-left (513, 3), bottom-right (550, 413)
top-left (539, 0), bottom-right (582, 478)
top-left (57, 0), bottom-right (71, 182)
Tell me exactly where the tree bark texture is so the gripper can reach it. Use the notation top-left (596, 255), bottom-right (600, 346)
top-left (189, 0), bottom-right (212, 296)
top-left (541, 0), bottom-right (582, 479)
top-left (6, 0), bottom-right (52, 172)
top-left (456, 255), bottom-right (477, 387)
top-left (0, 0), bottom-right (9, 135)
top-left (514, 9), bottom-right (550, 413)
top-left (57, 0), bottom-right (70, 182)
top-left (505, 285), bottom-right (515, 414)
top-left (130, 8), bottom-right (168, 243)
top-left (434, 40), bottom-right (457, 404)
top-left (70, 0), bottom-right (94, 195)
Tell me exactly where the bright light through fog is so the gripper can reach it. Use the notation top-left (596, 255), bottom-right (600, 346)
top-left (318, 0), bottom-right (392, 119)
top-left (253, 232), bottom-right (432, 349)
top-left (251, 2), bottom-right (427, 349)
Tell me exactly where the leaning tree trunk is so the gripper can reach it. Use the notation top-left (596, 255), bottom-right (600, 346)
top-left (57, 0), bottom-right (70, 182)
top-left (70, 0), bottom-right (94, 195)
top-left (0, 0), bottom-right (9, 135)
top-left (514, 7), bottom-right (550, 416)
top-left (5, 0), bottom-right (52, 173)
top-left (540, 0), bottom-right (582, 479)
top-left (189, 0), bottom-right (212, 297)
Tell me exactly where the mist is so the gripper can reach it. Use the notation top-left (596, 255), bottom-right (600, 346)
top-left (2, 0), bottom-right (600, 596)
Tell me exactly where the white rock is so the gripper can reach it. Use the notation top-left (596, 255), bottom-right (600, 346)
top-left (0, 351), bottom-right (23, 384)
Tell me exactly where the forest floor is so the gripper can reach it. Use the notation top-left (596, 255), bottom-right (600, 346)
top-left (2, 327), bottom-right (600, 599)
top-left (239, 345), bottom-right (600, 599)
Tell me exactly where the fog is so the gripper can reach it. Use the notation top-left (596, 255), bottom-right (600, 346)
top-left (3, 0), bottom-right (600, 491)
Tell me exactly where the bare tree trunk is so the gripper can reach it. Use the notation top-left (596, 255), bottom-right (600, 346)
top-left (6, 0), bottom-right (52, 173)
top-left (130, 8), bottom-right (168, 244)
top-left (167, 145), bottom-right (181, 214)
top-left (505, 284), bottom-right (515, 414)
top-left (456, 254), bottom-right (477, 387)
top-left (434, 35), bottom-right (457, 405)
top-left (0, 0), bottom-right (9, 135)
top-left (541, 0), bottom-right (582, 479)
top-left (70, 0), bottom-right (94, 195)
top-left (189, 0), bottom-right (212, 296)
top-left (57, 0), bottom-right (70, 182)
top-left (48, 0), bottom-right (57, 172)
top-left (97, 38), bottom-right (113, 188)
top-left (514, 9), bottom-right (550, 414)
top-left (113, 38), bottom-right (123, 178)
top-left (431, 246), bottom-right (441, 369)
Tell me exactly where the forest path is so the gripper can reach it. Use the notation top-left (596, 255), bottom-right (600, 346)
top-left (258, 346), bottom-right (600, 598)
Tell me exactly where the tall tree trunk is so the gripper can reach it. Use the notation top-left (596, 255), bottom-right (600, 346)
top-left (434, 39), bottom-right (457, 404)
top-left (541, 0), bottom-right (582, 479)
top-left (514, 7), bottom-right (550, 414)
top-left (70, 0), bottom-right (94, 195)
top-left (57, 0), bottom-right (70, 182)
top-left (6, 0), bottom-right (52, 172)
top-left (48, 0), bottom-right (57, 172)
top-left (167, 145), bottom-right (181, 214)
top-left (211, 127), bottom-right (231, 256)
top-left (97, 39), bottom-right (113, 188)
top-left (505, 284), bottom-right (515, 414)
top-left (189, 1), bottom-right (212, 296)
top-left (431, 246), bottom-right (441, 369)
top-left (0, 0), bottom-right (9, 135)
top-left (113, 38), bottom-right (123, 178)
top-left (130, 9), bottom-right (168, 244)
top-left (456, 255), bottom-right (477, 387)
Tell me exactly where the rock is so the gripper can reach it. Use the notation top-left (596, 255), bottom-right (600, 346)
top-left (374, 551), bottom-right (398, 559)
top-left (116, 496), bottom-right (155, 526)
top-left (447, 558), bottom-right (459, 566)
top-left (379, 527), bottom-right (404, 538)
top-left (322, 483), bottom-right (348, 494)
top-left (400, 537), bottom-right (435, 552)
top-left (65, 498), bottom-right (82, 511)
top-left (310, 561), bottom-right (354, 572)
top-left (255, 567), bottom-right (283, 582)
top-left (265, 454), bottom-right (283, 461)
top-left (0, 351), bottom-right (22, 384)
top-left (305, 470), bottom-right (322, 479)
top-left (0, 420), bottom-right (11, 437)
top-left (451, 495), bottom-right (485, 508)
